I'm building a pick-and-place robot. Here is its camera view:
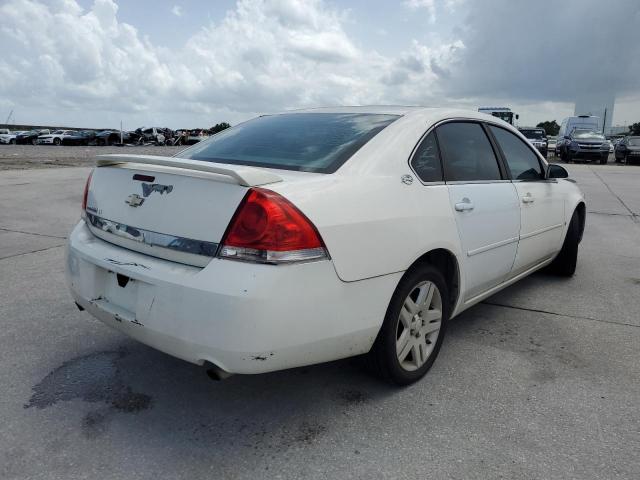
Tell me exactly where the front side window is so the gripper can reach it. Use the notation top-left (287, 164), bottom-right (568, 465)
top-left (436, 122), bottom-right (502, 182)
top-left (489, 126), bottom-right (543, 181)
top-left (180, 113), bottom-right (399, 173)
top-left (410, 131), bottom-right (442, 182)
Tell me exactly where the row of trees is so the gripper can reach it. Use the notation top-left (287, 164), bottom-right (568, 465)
top-left (209, 122), bottom-right (231, 134)
top-left (535, 120), bottom-right (560, 136)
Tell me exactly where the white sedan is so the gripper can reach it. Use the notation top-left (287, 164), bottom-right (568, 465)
top-left (66, 107), bottom-right (585, 385)
top-left (37, 130), bottom-right (74, 145)
top-left (0, 131), bottom-right (25, 144)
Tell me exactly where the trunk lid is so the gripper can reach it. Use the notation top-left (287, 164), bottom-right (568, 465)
top-left (85, 155), bottom-right (284, 267)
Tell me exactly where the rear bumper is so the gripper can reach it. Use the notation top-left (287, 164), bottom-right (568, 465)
top-left (66, 221), bottom-right (400, 374)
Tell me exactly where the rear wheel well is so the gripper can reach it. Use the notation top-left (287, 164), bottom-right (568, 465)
top-left (407, 249), bottom-right (460, 312)
top-left (575, 202), bottom-right (586, 243)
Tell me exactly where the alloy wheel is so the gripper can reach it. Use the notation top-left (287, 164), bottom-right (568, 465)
top-left (396, 281), bottom-right (443, 371)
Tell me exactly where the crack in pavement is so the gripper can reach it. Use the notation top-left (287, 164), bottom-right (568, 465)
top-left (587, 210), bottom-right (634, 217)
top-left (0, 226), bottom-right (67, 239)
top-left (591, 169), bottom-right (638, 221)
top-left (481, 301), bottom-right (640, 329)
top-left (0, 244), bottom-right (65, 261)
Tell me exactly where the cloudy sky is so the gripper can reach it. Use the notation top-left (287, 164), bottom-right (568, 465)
top-left (0, 0), bottom-right (639, 129)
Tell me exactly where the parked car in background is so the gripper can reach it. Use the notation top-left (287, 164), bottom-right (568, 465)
top-left (67, 107), bottom-right (585, 385)
top-left (134, 127), bottom-right (173, 145)
top-left (96, 130), bottom-right (130, 146)
top-left (187, 129), bottom-right (208, 145)
top-left (557, 129), bottom-right (609, 164)
top-left (169, 129), bottom-right (189, 146)
top-left (0, 131), bottom-right (25, 144)
top-left (17, 130), bottom-right (50, 145)
top-left (519, 127), bottom-right (548, 157)
top-left (62, 130), bottom-right (97, 146)
top-left (615, 136), bottom-right (640, 165)
top-left (37, 130), bottom-right (75, 145)
top-left (0, 129), bottom-right (9, 135)
top-left (556, 115), bottom-right (600, 155)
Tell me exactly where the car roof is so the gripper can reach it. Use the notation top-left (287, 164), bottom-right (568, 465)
top-left (274, 105), bottom-right (510, 125)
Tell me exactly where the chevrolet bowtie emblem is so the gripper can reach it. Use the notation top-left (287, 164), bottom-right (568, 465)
top-left (125, 194), bottom-right (145, 207)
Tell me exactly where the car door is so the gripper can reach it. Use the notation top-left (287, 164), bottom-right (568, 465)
top-left (487, 125), bottom-right (564, 276)
top-left (436, 121), bottom-right (521, 301)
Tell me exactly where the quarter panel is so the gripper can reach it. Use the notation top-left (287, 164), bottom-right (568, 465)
top-left (275, 176), bottom-right (463, 282)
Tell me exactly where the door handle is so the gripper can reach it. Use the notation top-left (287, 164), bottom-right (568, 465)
top-left (455, 198), bottom-right (475, 212)
top-left (522, 193), bottom-right (535, 204)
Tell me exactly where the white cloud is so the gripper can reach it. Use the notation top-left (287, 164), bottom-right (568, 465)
top-left (403, 0), bottom-right (436, 22)
top-left (171, 5), bottom-right (182, 17)
top-left (2, 0), bottom-right (634, 129)
top-left (0, 0), bottom-right (457, 127)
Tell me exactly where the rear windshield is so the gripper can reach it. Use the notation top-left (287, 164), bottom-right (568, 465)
top-left (179, 113), bottom-right (399, 173)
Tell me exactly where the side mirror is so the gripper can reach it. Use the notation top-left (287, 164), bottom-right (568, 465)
top-left (548, 164), bottom-right (568, 179)
top-left (515, 114), bottom-right (519, 120)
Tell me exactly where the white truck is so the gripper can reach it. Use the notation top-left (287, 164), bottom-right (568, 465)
top-left (478, 107), bottom-right (519, 125)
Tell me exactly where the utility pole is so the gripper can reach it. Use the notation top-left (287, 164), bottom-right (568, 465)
top-left (602, 108), bottom-right (607, 134)
top-left (120, 120), bottom-right (123, 144)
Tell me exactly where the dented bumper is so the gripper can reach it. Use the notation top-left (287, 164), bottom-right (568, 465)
top-left (66, 221), bottom-right (398, 374)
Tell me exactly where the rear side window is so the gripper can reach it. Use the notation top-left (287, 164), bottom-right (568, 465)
top-left (410, 131), bottom-right (443, 182)
top-left (436, 122), bottom-right (502, 182)
top-left (489, 126), bottom-right (543, 180)
top-left (180, 113), bottom-right (399, 173)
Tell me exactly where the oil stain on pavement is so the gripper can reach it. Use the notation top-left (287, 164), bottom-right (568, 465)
top-left (24, 349), bottom-right (152, 437)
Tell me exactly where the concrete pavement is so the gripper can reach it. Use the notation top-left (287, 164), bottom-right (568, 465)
top-left (1, 163), bottom-right (639, 479)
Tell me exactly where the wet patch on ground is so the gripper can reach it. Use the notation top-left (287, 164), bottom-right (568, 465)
top-left (339, 389), bottom-right (368, 406)
top-left (190, 417), bottom-right (329, 453)
top-left (25, 349), bottom-right (152, 437)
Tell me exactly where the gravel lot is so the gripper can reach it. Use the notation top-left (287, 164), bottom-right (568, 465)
top-left (0, 157), bottom-right (639, 479)
top-left (0, 144), bottom-right (185, 170)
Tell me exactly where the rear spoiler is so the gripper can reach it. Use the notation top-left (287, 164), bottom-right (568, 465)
top-left (96, 154), bottom-right (283, 187)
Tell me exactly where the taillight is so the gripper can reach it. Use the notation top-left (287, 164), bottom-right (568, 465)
top-left (219, 188), bottom-right (328, 264)
top-left (81, 170), bottom-right (93, 218)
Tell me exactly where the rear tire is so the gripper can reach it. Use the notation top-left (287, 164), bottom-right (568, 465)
top-left (549, 211), bottom-right (581, 277)
top-left (599, 155), bottom-right (607, 165)
top-left (368, 265), bottom-right (449, 385)
top-left (9, 139), bottom-right (15, 145)
top-left (53, 138), bottom-right (61, 146)
top-left (31, 138), bottom-right (37, 145)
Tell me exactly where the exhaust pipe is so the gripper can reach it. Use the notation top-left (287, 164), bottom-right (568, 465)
top-left (204, 361), bottom-right (233, 381)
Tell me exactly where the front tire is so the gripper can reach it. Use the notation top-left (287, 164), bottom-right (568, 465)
top-left (368, 265), bottom-right (449, 385)
top-left (549, 210), bottom-right (581, 277)
top-left (53, 138), bottom-right (61, 146)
